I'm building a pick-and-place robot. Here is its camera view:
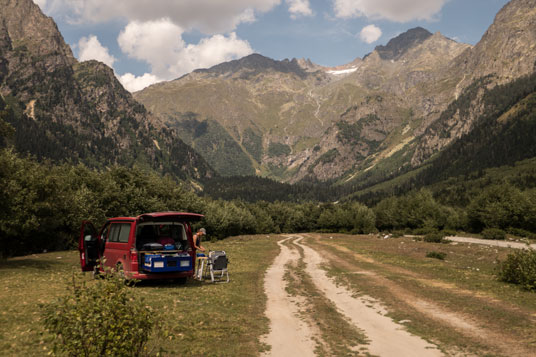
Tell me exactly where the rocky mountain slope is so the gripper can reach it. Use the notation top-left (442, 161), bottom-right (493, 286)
top-left (0, 0), bottom-right (214, 180)
top-left (135, 0), bottom-right (536, 185)
top-left (411, 0), bottom-right (536, 167)
top-left (135, 29), bottom-right (469, 182)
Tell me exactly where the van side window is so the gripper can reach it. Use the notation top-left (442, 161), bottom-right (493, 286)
top-left (109, 223), bottom-right (131, 243)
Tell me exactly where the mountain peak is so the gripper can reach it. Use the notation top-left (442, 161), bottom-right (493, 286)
top-left (0, 0), bottom-right (75, 65)
top-left (374, 27), bottom-right (433, 61)
top-left (194, 53), bottom-right (308, 79)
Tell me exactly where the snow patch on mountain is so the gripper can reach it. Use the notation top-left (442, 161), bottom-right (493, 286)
top-left (326, 67), bottom-right (357, 75)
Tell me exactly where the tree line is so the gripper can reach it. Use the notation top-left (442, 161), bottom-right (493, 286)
top-left (2, 148), bottom-right (536, 257)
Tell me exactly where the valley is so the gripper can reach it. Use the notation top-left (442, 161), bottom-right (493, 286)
top-left (2, 0), bottom-right (536, 354)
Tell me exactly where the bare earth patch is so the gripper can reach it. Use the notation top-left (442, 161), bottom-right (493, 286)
top-left (294, 236), bottom-right (443, 357)
top-left (262, 235), bottom-right (446, 356)
top-left (261, 237), bottom-right (316, 356)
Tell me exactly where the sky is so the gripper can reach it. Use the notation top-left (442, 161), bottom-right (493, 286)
top-left (33, 0), bottom-right (511, 92)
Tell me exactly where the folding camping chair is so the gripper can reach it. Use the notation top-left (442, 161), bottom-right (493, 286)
top-left (202, 250), bottom-right (229, 283)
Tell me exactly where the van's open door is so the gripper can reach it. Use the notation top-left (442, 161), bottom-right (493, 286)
top-left (79, 221), bottom-right (99, 272)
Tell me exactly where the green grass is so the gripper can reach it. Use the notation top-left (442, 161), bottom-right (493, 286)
top-left (5, 233), bottom-right (536, 356)
top-left (0, 235), bottom-right (279, 356)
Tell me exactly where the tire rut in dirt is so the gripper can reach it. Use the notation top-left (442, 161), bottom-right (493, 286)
top-left (294, 235), bottom-right (444, 357)
top-left (261, 237), bottom-right (316, 356)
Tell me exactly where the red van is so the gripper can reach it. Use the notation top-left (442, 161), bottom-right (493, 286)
top-left (79, 212), bottom-right (203, 282)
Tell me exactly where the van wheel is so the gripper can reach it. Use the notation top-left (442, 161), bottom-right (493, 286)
top-left (175, 277), bottom-right (187, 285)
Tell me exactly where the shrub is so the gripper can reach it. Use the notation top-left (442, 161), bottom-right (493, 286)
top-left (498, 249), bottom-right (536, 291)
top-left (441, 229), bottom-right (457, 237)
top-left (391, 230), bottom-right (405, 238)
top-left (481, 228), bottom-right (507, 240)
top-left (413, 227), bottom-right (438, 236)
top-left (507, 227), bottom-right (536, 240)
top-left (423, 231), bottom-right (446, 243)
top-left (426, 251), bottom-right (447, 260)
top-left (41, 271), bottom-right (155, 356)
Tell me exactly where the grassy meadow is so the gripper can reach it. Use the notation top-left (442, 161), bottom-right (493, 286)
top-left (0, 235), bottom-right (279, 356)
top-left (1, 233), bottom-right (536, 356)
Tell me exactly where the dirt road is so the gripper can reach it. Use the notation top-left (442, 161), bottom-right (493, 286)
top-left (261, 235), bottom-right (443, 356)
top-left (261, 237), bottom-right (316, 356)
top-left (445, 236), bottom-right (536, 249)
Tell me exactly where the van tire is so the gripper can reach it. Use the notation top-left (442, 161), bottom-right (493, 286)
top-left (175, 277), bottom-right (187, 285)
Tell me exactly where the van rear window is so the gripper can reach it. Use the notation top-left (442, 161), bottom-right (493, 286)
top-left (109, 223), bottom-right (131, 243)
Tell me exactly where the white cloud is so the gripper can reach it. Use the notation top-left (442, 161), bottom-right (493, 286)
top-left (33, 0), bottom-right (47, 9)
top-left (176, 33), bottom-right (254, 75)
top-left (359, 24), bottom-right (382, 44)
top-left (333, 0), bottom-right (447, 22)
top-left (117, 19), bottom-right (253, 91)
top-left (286, 0), bottom-right (313, 19)
top-left (118, 72), bottom-right (161, 92)
top-left (39, 0), bottom-right (281, 34)
top-left (77, 35), bottom-right (116, 67)
top-left (117, 19), bottom-right (185, 79)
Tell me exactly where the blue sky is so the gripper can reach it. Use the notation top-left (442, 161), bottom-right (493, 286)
top-left (34, 0), bottom-right (510, 91)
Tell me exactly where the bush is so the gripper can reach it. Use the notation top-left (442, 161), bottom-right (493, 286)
top-left (413, 227), bottom-right (439, 236)
top-left (481, 228), bottom-right (507, 240)
top-left (441, 229), bottom-right (457, 237)
top-left (507, 227), bottom-right (536, 239)
top-left (423, 231), bottom-right (446, 243)
top-left (391, 230), bottom-right (405, 238)
top-left (426, 251), bottom-right (447, 260)
top-left (41, 271), bottom-right (155, 356)
top-left (498, 249), bottom-right (536, 291)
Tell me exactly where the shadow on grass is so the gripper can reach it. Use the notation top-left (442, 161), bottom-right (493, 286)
top-left (0, 257), bottom-right (64, 270)
top-left (131, 270), bottom-right (244, 290)
top-left (134, 277), bottom-right (232, 290)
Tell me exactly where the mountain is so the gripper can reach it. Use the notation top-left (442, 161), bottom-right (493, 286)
top-left (194, 53), bottom-right (309, 79)
top-left (350, 70), bottom-right (536, 205)
top-left (372, 27), bottom-right (433, 61)
top-left (135, 0), bottom-right (536, 187)
top-left (410, 0), bottom-right (536, 167)
top-left (135, 29), bottom-right (468, 181)
top-left (0, 0), bottom-right (214, 180)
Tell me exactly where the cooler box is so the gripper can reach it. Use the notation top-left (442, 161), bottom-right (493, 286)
top-left (143, 253), bottom-right (192, 272)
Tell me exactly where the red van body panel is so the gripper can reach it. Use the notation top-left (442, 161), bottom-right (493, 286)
top-left (79, 212), bottom-right (204, 280)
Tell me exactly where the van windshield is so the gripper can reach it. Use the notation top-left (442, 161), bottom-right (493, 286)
top-left (136, 222), bottom-right (189, 251)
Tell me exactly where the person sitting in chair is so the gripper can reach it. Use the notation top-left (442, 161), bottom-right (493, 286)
top-left (193, 228), bottom-right (206, 252)
top-left (193, 228), bottom-right (207, 280)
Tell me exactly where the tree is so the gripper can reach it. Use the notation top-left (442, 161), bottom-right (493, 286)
top-left (467, 184), bottom-right (529, 231)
